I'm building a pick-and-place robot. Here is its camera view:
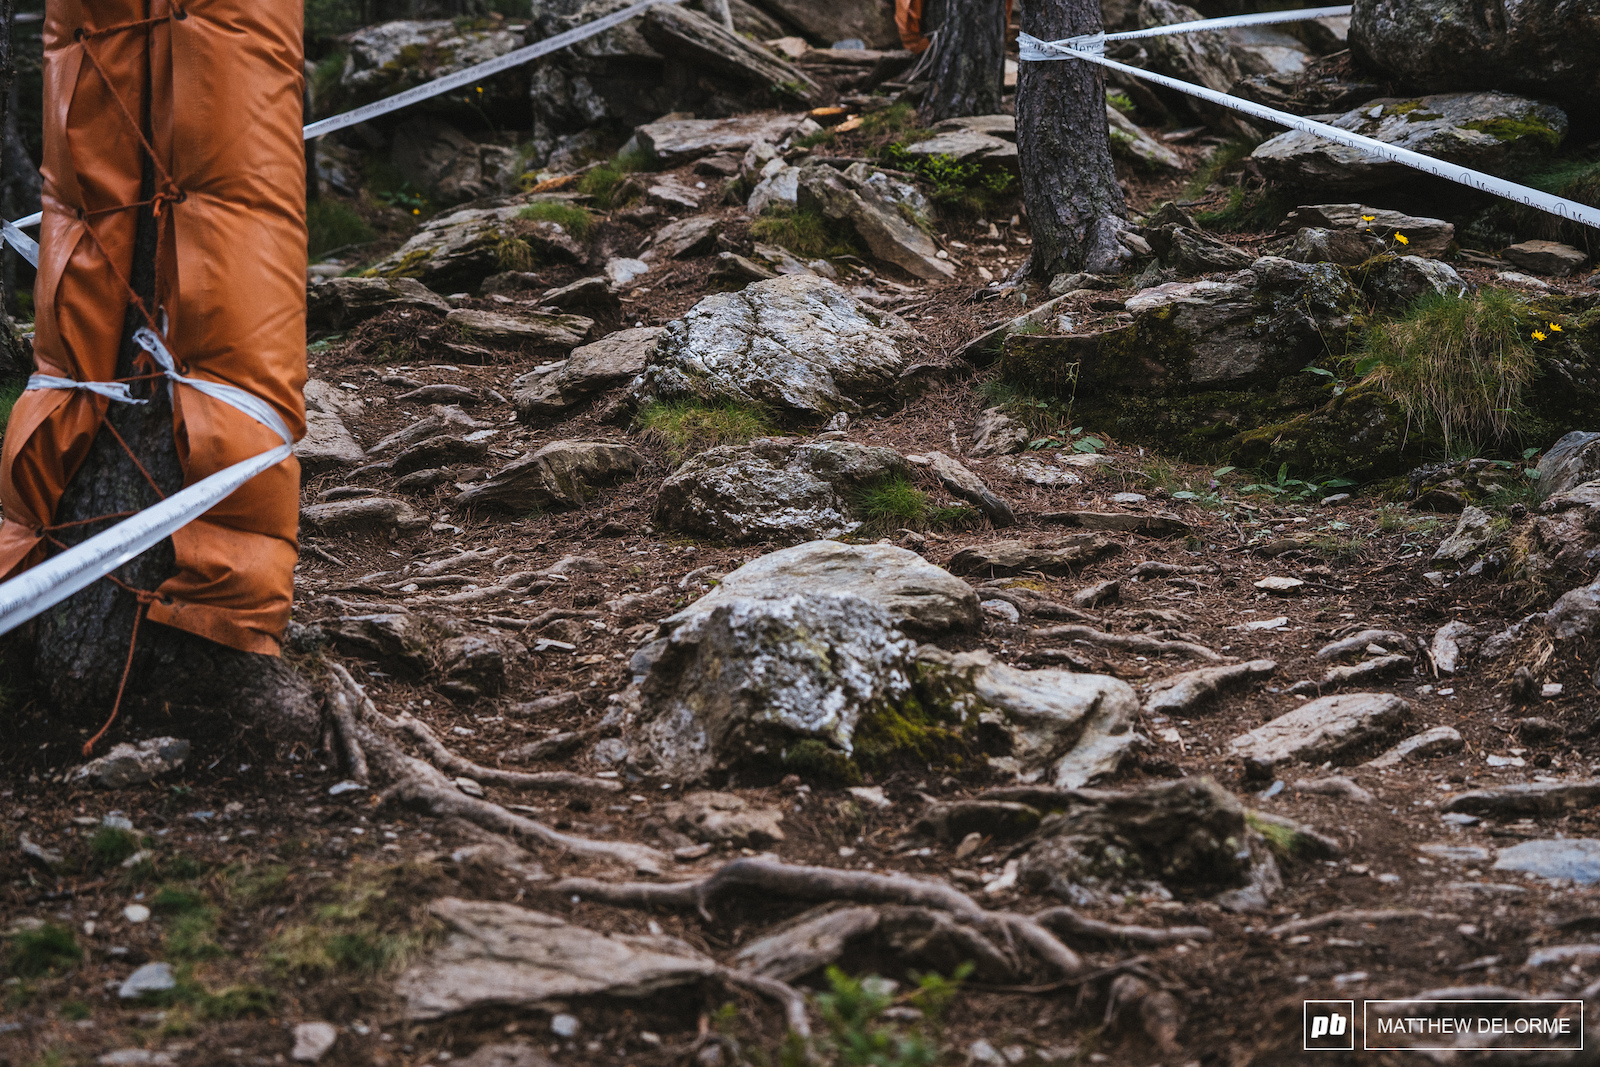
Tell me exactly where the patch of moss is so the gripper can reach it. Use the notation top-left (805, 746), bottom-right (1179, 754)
top-left (494, 234), bottom-right (535, 272)
top-left (1462, 115), bottom-right (1562, 151)
top-left (780, 738), bottom-right (862, 787)
top-left (364, 247), bottom-right (430, 280)
top-left (851, 693), bottom-right (970, 774)
top-left (4, 924), bottom-right (81, 979)
top-left (635, 398), bottom-right (778, 458)
top-left (88, 826), bottom-right (140, 870)
top-left (578, 149), bottom-right (653, 209)
top-left (749, 206), bottom-right (862, 260)
top-left (266, 860), bottom-right (444, 978)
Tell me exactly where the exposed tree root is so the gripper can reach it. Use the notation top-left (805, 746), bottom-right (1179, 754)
top-left (1028, 624), bottom-right (1225, 662)
top-left (324, 665), bottom-right (665, 874)
top-left (1033, 907), bottom-right (1214, 946)
top-left (1267, 908), bottom-right (1453, 938)
top-left (549, 857), bottom-right (1084, 978)
top-left (394, 710), bottom-right (621, 793)
top-left (716, 967), bottom-right (812, 1038)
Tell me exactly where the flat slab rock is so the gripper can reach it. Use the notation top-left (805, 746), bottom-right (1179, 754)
top-left (1442, 778), bottom-right (1600, 817)
top-left (947, 537), bottom-right (1121, 577)
top-left (1493, 839), bottom-right (1600, 884)
top-left (513, 327), bottom-right (663, 418)
top-left (633, 112), bottom-right (806, 167)
top-left (301, 495), bottom-right (428, 535)
top-left (1230, 692), bottom-right (1410, 776)
top-left (662, 539), bottom-right (980, 637)
top-left (1365, 725), bottom-right (1464, 768)
top-left (397, 897), bottom-right (717, 1019)
top-left (455, 441), bottom-right (646, 510)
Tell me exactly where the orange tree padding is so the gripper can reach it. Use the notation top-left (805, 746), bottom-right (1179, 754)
top-left (0, 0), bottom-right (306, 656)
top-left (896, 0), bottom-right (1014, 53)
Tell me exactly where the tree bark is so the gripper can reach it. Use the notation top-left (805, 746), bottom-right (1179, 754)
top-left (922, 0), bottom-right (1006, 121)
top-left (32, 4), bottom-right (319, 745)
top-left (0, 0), bottom-right (28, 376)
top-left (1015, 0), bottom-right (1130, 279)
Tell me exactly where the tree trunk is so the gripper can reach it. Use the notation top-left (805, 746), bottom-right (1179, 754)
top-left (32, 4), bottom-right (319, 746)
top-left (922, 0), bottom-right (1006, 121)
top-left (0, 0), bottom-right (26, 375)
top-left (1015, 0), bottom-right (1130, 279)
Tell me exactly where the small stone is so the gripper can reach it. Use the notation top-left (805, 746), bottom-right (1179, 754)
top-left (1541, 683), bottom-right (1564, 698)
top-left (73, 737), bottom-right (191, 788)
top-left (1365, 725), bottom-right (1463, 768)
top-left (1502, 239), bottom-right (1586, 277)
top-left (846, 786), bottom-right (891, 809)
top-left (1253, 576), bottom-right (1305, 594)
top-left (954, 832), bottom-right (984, 860)
top-left (454, 777), bottom-right (485, 798)
top-left (981, 599), bottom-right (1021, 624)
top-left (118, 961), bottom-right (175, 999)
top-left (1111, 492), bottom-right (1146, 504)
top-left (123, 904), bottom-right (150, 924)
top-left (551, 1013), bottom-right (581, 1038)
top-left (1432, 505), bottom-right (1496, 562)
top-left (328, 780), bottom-right (366, 796)
top-left (291, 1022), bottom-right (340, 1063)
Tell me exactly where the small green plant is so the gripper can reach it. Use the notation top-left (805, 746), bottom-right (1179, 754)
top-left (58, 1000), bottom-right (92, 1021)
top-left (1238, 462), bottom-right (1354, 502)
top-left (859, 102), bottom-right (928, 144)
top-left (794, 125), bottom-right (839, 150)
top-left (1028, 425), bottom-right (1105, 454)
top-left (0, 376), bottom-right (25, 435)
top-left (1183, 138), bottom-right (1261, 199)
top-left (307, 198), bottom-right (374, 259)
top-left (517, 201), bottom-right (595, 241)
top-left (635, 399), bottom-right (777, 458)
top-left (785, 965), bottom-right (972, 1067)
top-left (88, 825), bottom-right (140, 870)
top-left (878, 145), bottom-right (1016, 215)
top-left (578, 148), bottom-right (652, 209)
top-left (1359, 289), bottom-right (1541, 453)
top-left (4, 924), bottom-right (81, 978)
top-left (749, 206), bottom-right (862, 259)
top-left (854, 474), bottom-right (929, 533)
top-left (265, 861), bottom-right (441, 978)
top-left (1107, 90), bottom-right (1136, 115)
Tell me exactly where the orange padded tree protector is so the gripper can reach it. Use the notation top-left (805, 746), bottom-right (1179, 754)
top-left (0, 0), bottom-right (306, 655)
top-left (897, 0), bottom-right (1014, 53)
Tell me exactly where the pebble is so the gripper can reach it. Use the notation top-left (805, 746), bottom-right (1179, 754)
top-left (328, 781), bottom-right (366, 796)
top-left (1542, 683), bottom-right (1564, 698)
top-left (291, 1022), bottom-right (340, 1063)
top-left (551, 1013), bottom-right (581, 1038)
top-left (118, 962), bottom-right (174, 1000)
top-left (123, 904), bottom-right (150, 924)
top-left (453, 776), bottom-right (485, 798)
top-left (1110, 492), bottom-right (1146, 504)
top-left (846, 786), bottom-right (891, 809)
top-left (1253, 576), bottom-right (1304, 594)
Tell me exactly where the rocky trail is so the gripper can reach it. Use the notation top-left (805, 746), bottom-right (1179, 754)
top-left (5, 2), bottom-right (1600, 1065)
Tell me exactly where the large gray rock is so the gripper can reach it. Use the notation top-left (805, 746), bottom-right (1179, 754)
top-left (300, 496), bottom-right (428, 536)
top-left (1018, 778), bottom-right (1282, 911)
top-left (513, 327), bottom-right (663, 418)
top-left (1493, 839), bottom-right (1600, 885)
top-left (397, 897), bottom-right (717, 1019)
top-left (666, 540), bottom-right (981, 636)
top-left (1547, 577), bottom-right (1600, 641)
top-left (296, 381), bottom-right (365, 473)
top-left (1252, 92), bottom-right (1567, 191)
top-left (628, 592), bottom-right (919, 782)
top-left (341, 20), bottom-right (524, 115)
top-left (633, 113), bottom-right (807, 167)
top-left (1536, 431), bottom-right (1600, 501)
top-left (1516, 478), bottom-right (1600, 588)
top-left (646, 216), bottom-right (721, 260)
top-left (367, 203), bottom-right (585, 293)
top-left (1503, 240), bottom-right (1587, 277)
top-left (305, 276), bottom-right (451, 332)
top-left (1230, 692), bottom-right (1410, 776)
top-left (1280, 204), bottom-right (1455, 256)
top-left (456, 441), bottom-right (647, 511)
top-left (1350, 0), bottom-right (1600, 112)
top-left (655, 438), bottom-right (910, 544)
top-left (392, 116), bottom-right (520, 204)
top-left (1361, 254), bottom-right (1469, 309)
top-left (917, 648), bottom-right (1141, 788)
top-left (796, 164), bottom-right (955, 281)
top-left (73, 737), bottom-right (190, 788)
top-left (637, 275), bottom-right (914, 421)
top-left (1432, 505), bottom-right (1495, 563)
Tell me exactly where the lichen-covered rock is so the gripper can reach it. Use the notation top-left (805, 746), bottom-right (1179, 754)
top-left (1359, 254), bottom-right (1469, 309)
top-left (366, 202), bottom-right (585, 293)
top-left (1537, 431), bottom-right (1600, 501)
top-left (456, 441), bottom-right (647, 510)
top-left (340, 20), bottom-right (526, 118)
top-left (654, 438), bottom-right (909, 544)
top-left (301, 496), bottom-right (428, 536)
top-left (73, 737), bottom-right (191, 788)
top-left (796, 164), bottom-right (954, 281)
top-left (1018, 777), bottom-right (1282, 910)
top-left (1144, 225), bottom-right (1254, 273)
top-left (915, 648), bottom-right (1141, 788)
top-left (664, 540), bottom-right (980, 637)
top-left (1252, 91), bottom-right (1567, 191)
top-left (1350, 0), bottom-right (1600, 112)
top-left (970, 407), bottom-right (1031, 456)
top-left (1280, 204), bottom-right (1455, 256)
top-left (1283, 227), bottom-right (1385, 267)
top-left (325, 612), bottom-right (437, 674)
top-left (636, 275), bottom-right (914, 422)
top-left (446, 308), bottom-right (593, 348)
top-left (660, 791), bottom-right (785, 846)
top-left (633, 113), bottom-right (808, 167)
top-left (1230, 692), bottom-right (1411, 776)
top-left (1515, 478), bottom-right (1600, 589)
top-left (627, 592), bottom-right (919, 783)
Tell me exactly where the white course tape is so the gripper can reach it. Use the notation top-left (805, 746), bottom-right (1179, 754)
top-left (302, 0), bottom-right (683, 140)
top-left (1101, 5), bottom-right (1350, 42)
top-left (131, 327), bottom-right (295, 446)
top-left (2, 218), bottom-right (38, 267)
top-left (25, 374), bottom-right (140, 403)
top-left (1018, 31), bottom-right (1600, 231)
top-left (0, 442), bottom-right (295, 637)
top-left (13, 211), bottom-right (40, 228)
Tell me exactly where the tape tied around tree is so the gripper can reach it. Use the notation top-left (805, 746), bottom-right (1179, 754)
top-left (1018, 27), bottom-right (1600, 232)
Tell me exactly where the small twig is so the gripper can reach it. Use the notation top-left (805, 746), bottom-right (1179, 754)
top-left (1267, 908), bottom-right (1454, 938)
top-left (303, 542), bottom-right (346, 567)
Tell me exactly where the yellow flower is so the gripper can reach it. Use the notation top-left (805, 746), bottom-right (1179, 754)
top-left (1360, 214), bottom-right (1375, 222)
top-left (476, 86), bottom-right (483, 94)
top-left (1550, 322), bottom-right (1563, 332)
top-left (412, 208), bottom-right (420, 215)
top-left (1533, 330), bottom-right (1547, 341)
top-left (1394, 233), bottom-right (1409, 245)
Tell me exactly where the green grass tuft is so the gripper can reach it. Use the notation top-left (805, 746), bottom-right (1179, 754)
top-left (517, 201), bottom-right (595, 241)
top-left (0, 376), bottom-right (25, 436)
top-left (307, 199), bottom-right (375, 260)
top-left (749, 206), bottom-right (863, 259)
top-left (1359, 289), bottom-right (1541, 454)
top-left (635, 399), bottom-right (777, 458)
top-left (88, 826), bottom-right (140, 870)
top-left (1183, 138), bottom-right (1261, 200)
top-left (853, 475), bottom-right (930, 533)
top-left (578, 149), bottom-right (653, 209)
top-left (4, 924), bottom-right (81, 979)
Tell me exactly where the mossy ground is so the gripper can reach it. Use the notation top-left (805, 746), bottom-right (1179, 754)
top-left (635, 399), bottom-right (778, 459)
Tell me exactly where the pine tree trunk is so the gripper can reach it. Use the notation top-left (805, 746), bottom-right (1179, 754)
top-left (1015, 0), bottom-right (1131, 278)
top-left (922, 0), bottom-right (1005, 121)
top-left (32, 5), bottom-right (319, 746)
